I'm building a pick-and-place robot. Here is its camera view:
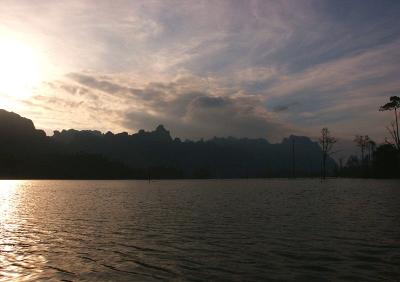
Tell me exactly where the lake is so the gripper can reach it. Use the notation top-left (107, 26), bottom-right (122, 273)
top-left (0, 179), bottom-right (399, 281)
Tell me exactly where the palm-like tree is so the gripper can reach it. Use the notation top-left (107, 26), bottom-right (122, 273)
top-left (379, 96), bottom-right (400, 149)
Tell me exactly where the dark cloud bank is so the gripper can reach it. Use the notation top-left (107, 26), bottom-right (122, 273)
top-left (273, 101), bottom-right (301, 112)
top-left (54, 72), bottom-right (298, 142)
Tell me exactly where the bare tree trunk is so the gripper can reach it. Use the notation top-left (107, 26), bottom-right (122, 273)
top-left (319, 128), bottom-right (338, 180)
top-left (395, 107), bottom-right (399, 149)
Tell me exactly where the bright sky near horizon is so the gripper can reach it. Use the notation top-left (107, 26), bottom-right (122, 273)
top-left (0, 0), bottom-right (399, 156)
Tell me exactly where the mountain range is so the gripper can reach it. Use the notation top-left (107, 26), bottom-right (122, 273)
top-left (0, 109), bottom-right (336, 179)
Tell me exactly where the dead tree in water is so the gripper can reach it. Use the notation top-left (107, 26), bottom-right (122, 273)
top-left (338, 154), bottom-right (344, 177)
top-left (319, 128), bottom-right (338, 179)
top-left (354, 135), bottom-right (369, 167)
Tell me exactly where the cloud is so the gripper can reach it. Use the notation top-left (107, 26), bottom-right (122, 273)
top-left (59, 85), bottom-right (78, 95)
top-left (273, 101), bottom-right (301, 112)
top-left (2, 0), bottom-right (400, 152)
top-left (268, 41), bottom-right (400, 98)
top-left (188, 96), bottom-right (232, 109)
top-left (66, 73), bottom-right (125, 95)
top-left (182, 93), bottom-right (295, 141)
top-left (43, 70), bottom-right (297, 142)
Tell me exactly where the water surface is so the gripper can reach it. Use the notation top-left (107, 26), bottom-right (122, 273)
top-left (0, 179), bottom-right (399, 281)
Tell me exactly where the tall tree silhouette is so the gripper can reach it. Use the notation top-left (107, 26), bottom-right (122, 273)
top-left (379, 96), bottom-right (400, 176)
top-left (338, 153), bottom-right (345, 177)
top-left (354, 135), bottom-right (376, 177)
top-left (379, 96), bottom-right (400, 150)
top-left (354, 135), bottom-right (369, 166)
top-left (366, 139), bottom-right (376, 168)
top-left (319, 127), bottom-right (338, 179)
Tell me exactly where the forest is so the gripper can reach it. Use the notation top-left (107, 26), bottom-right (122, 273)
top-left (344, 96), bottom-right (399, 178)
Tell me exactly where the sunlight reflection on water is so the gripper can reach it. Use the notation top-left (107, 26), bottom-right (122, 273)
top-left (0, 179), bottom-right (399, 281)
top-left (0, 180), bottom-right (46, 281)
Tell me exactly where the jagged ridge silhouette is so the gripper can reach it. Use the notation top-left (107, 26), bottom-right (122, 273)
top-left (0, 109), bottom-right (336, 179)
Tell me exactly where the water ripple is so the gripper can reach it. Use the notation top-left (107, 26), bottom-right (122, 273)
top-left (0, 179), bottom-right (399, 281)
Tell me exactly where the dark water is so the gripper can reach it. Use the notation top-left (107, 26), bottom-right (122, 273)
top-left (0, 179), bottom-right (399, 281)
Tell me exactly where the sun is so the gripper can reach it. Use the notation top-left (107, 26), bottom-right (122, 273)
top-left (0, 39), bottom-right (40, 99)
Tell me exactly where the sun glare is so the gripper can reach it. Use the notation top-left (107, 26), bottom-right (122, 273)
top-left (0, 180), bottom-right (21, 196)
top-left (0, 40), bottom-right (40, 99)
top-left (0, 180), bottom-right (21, 222)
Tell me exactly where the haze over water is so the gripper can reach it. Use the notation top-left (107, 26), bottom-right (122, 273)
top-left (0, 179), bottom-right (399, 281)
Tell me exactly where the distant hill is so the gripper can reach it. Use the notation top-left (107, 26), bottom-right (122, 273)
top-left (0, 109), bottom-right (62, 157)
top-left (0, 109), bottom-right (336, 179)
top-left (50, 119), bottom-right (336, 178)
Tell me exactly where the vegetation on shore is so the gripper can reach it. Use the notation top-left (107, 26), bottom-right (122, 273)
top-left (329, 96), bottom-right (400, 179)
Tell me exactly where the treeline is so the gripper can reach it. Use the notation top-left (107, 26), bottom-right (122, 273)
top-left (335, 96), bottom-right (400, 179)
top-left (337, 143), bottom-right (399, 179)
top-left (0, 152), bottom-right (185, 180)
top-left (0, 150), bottom-right (327, 180)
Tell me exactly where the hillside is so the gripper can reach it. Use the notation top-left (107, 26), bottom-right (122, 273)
top-left (0, 109), bottom-right (336, 179)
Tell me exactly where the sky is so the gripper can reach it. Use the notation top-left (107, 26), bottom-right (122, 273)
top-left (0, 0), bottom-right (399, 158)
